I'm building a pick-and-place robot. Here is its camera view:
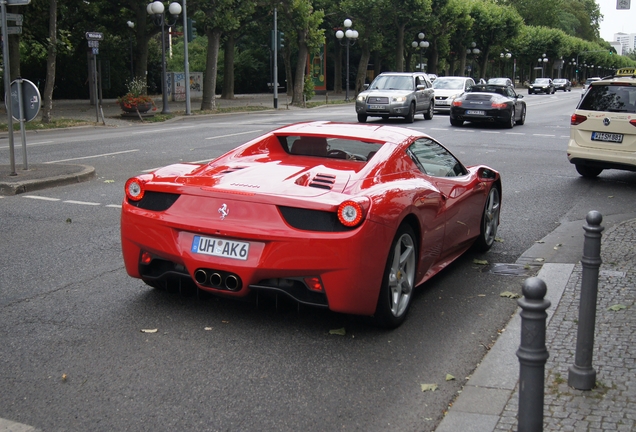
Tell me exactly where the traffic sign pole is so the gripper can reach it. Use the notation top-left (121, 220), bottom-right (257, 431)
top-left (16, 79), bottom-right (28, 169)
top-left (1, 0), bottom-right (17, 175)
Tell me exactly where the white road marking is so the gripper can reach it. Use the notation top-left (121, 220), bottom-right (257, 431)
top-left (430, 128), bottom-right (449, 131)
top-left (505, 132), bottom-right (524, 135)
top-left (44, 149), bottom-right (139, 164)
top-left (22, 195), bottom-right (61, 201)
top-left (131, 125), bottom-right (198, 135)
top-left (106, 204), bottom-right (122, 208)
top-left (533, 134), bottom-right (556, 137)
top-left (63, 200), bottom-right (101, 206)
top-left (482, 131), bottom-right (500, 134)
top-left (0, 140), bottom-right (55, 150)
top-left (205, 130), bottom-right (263, 140)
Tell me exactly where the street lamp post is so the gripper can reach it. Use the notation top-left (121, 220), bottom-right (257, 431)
top-left (147, 1), bottom-right (182, 114)
top-left (537, 53), bottom-right (548, 78)
top-left (411, 32), bottom-right (429, 72)
top-left (467, 42), bottom-right (480, 79)
top-left (335, 19), bottom-right (358, 101)
top-left (127, 21), bottom-right (135, 81)
top-left (500, 51), bottom-right (511, 78)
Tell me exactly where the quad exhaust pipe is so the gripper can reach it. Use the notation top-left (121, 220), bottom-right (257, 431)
top-left (193, 268), bottom-right (242, 291)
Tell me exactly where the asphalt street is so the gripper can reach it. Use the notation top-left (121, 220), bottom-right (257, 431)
top-left (1, 91), bottom-right (634, 431)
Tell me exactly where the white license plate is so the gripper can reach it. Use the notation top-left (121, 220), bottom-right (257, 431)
top-left (191, 235), bottom-right (249, 260)
top-left (591, 132), bottom-right (623, 143)
top-left (437, 100), bottom-right (449, 106)
top-left (368, 104), bottom-right (386, 109)
top-left (466, 110), bottom-right (485, 115)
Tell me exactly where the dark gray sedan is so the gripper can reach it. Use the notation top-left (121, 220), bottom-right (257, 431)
top-left (449, 84), bottom-right (526, 129)
top-left (553, 78), bottom-right (572, 92)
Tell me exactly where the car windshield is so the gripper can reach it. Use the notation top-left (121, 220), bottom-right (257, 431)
top-left (467, 85), bottom-right (507, 95)
top-left (579, 85), bottom-right (636, 113)
top-left (534, 79), bottom-right (550, 84)
top-left (369, 75), bottom-right (413, 91)
top-left (432, 79), bottom-right (465, 90)
top-left (554, 79), bottom-right (566, 83)
top-left (488, 78), bottom-right (509, 85)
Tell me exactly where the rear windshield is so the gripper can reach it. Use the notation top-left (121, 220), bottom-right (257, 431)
top-left (278, 136), bottom-right (383, 162)
top-left (579, 85), bottom-right (636, 113)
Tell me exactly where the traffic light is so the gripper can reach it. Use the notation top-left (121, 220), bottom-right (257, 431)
top-left (187, 18), bottom-right (196, 42)
top-left (609, 50), bottom-right (613, 55)
top-left (277, 31), bottom-right (284, 50)
top-left (576, 69), bottom-right (579, 73)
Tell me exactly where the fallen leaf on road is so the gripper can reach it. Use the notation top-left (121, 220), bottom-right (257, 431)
top-left (473, 259), bottom-right (488, 265)
top-left (446, 374), bottom-right (455, 381)
top-left (500, 291), bottom-right (521, 299)
top-left (495, 237), bottom-right (504, 243)
top-left (104, 180), bottom-right (115, 183)
top-left (421, 383), bottom-right (438, 392)
top-left (62, 374), bottom-right (67, 382)
top-left (66, 218), bottom-right (72, 223)
top-left (222, 320), bottom-right (230, 324)
top-left (204, 327), bottom-right (213, 331)
top-left (329, 328), bottom-right (346, 336)
top-left (141, 329), bottom-right (158, 333)
top-left (535, 258), bottom-right (545, 262)
top-left (608, 304), bottom-right (627, 311)
top-left (535, 240), bottom-right (545, 244)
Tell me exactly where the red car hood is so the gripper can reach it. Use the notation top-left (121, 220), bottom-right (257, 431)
top-left (164, 162), bottom-right (353, 197)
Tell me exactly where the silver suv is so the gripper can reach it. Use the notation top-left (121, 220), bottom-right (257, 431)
top-left (355, 72), bottom-right (435, 123)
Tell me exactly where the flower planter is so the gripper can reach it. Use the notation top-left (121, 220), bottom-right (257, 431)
top-left (120, 102), bottom-right (153, 113)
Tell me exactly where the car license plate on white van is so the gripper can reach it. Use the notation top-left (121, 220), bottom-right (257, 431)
top-left (591, 132), bottom-right (623, 143)
top-left (191, 235), bottom-right (249, 260)
top-left (466, 110), bottom-right (485, 115)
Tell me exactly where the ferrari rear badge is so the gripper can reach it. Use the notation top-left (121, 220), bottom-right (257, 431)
top-left (218, 203), bottom-right (229, 220)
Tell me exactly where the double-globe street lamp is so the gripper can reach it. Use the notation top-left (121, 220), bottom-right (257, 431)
top-left (411, 32), bottom-right (429, 72)
top-left (147, 1), bottom-right (182, 114)
top-left (499, 51), bottom-right (512, 80)
top-left (335, 19), bottom-right (358, 101)
top-left (538, 53), bottom-right (548, 78)
top-left (467, 42), bottom-right (480, 79)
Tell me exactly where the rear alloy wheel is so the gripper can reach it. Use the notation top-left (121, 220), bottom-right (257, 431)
top-left (357, 113), bottom-right (367, 123)
top-left (450, 117), bottom-right (463, 127)
top-left (405, 102), bottom-right (415, 123)
top-left (506, 108), bottom-right (515, 129)
top-left (473, 186), bottom-right (501, 252)
top-left (424, 100), bottom-right (434, 120)
top-left (516, 106), bottom-right (526, 125)
top-left (575, 164), bottom-right (603, 178)
top-left (374, 224), bottom-right (418, 329)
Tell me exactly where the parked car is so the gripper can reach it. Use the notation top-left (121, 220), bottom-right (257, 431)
top-left (581, 77), bottom-right (602, 98)
top-left (568, 68), bottom-right (636, 178)
top-left (528, 78), bottom-right (555, 94)
top-left (487, 77), bottom-right (513, 86)
top-left (121, 122), bottom-right (502, 328)
top-left (355, 72), bottom-right (435, 123)
top-left (432, 76), bottom-right (475, 113)
top-left (553, 78), bottom-right (572, 92)
top-left (449, 83), bottom-right (526, 128)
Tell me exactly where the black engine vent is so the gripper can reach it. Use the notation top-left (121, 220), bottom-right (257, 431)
top-left (129, 191), bottom-right (180, 211)
top-left (308, 173), bottom-right (336, 190)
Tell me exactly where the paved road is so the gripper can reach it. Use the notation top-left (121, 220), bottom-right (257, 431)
top-left (1, 91), bottom-right (634, 431)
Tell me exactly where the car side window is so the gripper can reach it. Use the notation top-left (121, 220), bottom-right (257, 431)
top-left (408, 138), bottom-right (467, 177)
top-left (507, 87), bottom-right (516, 98)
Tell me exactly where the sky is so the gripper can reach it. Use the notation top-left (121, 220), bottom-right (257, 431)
top-left (598, 0), bottom-right (636, 41)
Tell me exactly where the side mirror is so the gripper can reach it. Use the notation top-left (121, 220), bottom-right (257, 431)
top-left (363, 84), bottom-right (369, 90)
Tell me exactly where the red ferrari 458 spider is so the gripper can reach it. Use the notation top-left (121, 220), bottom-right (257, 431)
top-left (121, 121), bottom-right (501, 328)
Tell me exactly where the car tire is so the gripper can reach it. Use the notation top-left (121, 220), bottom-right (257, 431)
top-left (575, 164), bottom-right (603, 178)
top-left (516, 105), bottom-right (526, 125)
top-left (374, 224), bottom-right (418, 329)
top-left (450, 117), bottom-right (463, 127)
top-left (528, 90), bottom-right (533, 95)
top-left (357, 113), bottom-right (367, 123)
top-left (405, 103), bottom-right (415, 123)
top-left (506, 108), bottom-right (515, 129)
top-left (472, 186), bottom-right (501, 252)
top-left (424, 100), bottom-right (434, 120)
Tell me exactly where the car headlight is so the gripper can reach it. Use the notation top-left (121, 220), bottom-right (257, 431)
top-left (357, 95), bottom-right (366, 102)
top-left (392, 96), bottom-right (407, 103)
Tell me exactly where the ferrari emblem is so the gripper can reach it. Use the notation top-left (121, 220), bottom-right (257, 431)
top-left (218, 203), bottom-right (229, 220)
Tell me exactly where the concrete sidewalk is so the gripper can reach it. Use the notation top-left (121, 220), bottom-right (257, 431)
top-left (436, 215), bottom-right (636, 432)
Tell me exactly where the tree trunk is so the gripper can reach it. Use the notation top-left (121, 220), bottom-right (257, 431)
top-left (355, 46), bottom-right (371, 96)
top-left (395, 24), bottom-right (405, 71)
top-left (41, 0), bottom-right (57, 124)
top-left (333, 43), bottom-right (342, 94)
top-left (284, 46), bottom-right (293, 98)
top-left (200, 29), bottom-right (222, 110)
top-left (292, 42), bottom-right (308, 106)
top-left (134, 5), bottom-right (153, 82)
top-left (221, 35), bottom-right (235, 99)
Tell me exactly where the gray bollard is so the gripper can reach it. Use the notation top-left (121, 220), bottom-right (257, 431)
top-left (568, 210), bottom-right (604, 390)
top-left (516, 277), bottom-right (551, 432)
